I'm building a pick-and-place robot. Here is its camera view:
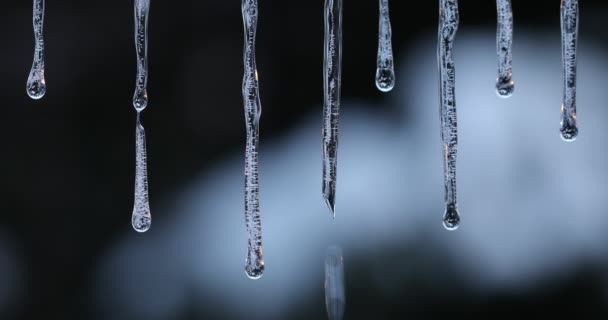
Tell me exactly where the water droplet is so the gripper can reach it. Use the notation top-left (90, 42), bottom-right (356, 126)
top-left (133, 89), bottom-right (148, 111)
top-left (443, 204), bottom-right (460, 231)
top-left (495, 77), bottom-right (514, 98)
top-left (245, 261), bottom-right (264, 280)
top-left (375, 67), bottom-right (395, 92)
top-left (560, 122), bottom-right (578, 142)
top-left (132, 213), bottom-right (151, 233)
top-left (26, 76), bottom-right (46, 100)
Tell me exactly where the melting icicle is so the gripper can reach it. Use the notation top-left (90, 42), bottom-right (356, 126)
top-left (560, 0), bottom-right (579, 142)
top-left (495, 0), bottom-right (514, 98)
top-left (375, 0), bottom-right (395, 92)
top-left (241, 0), bottom-right (264, 279)
top-left (323, 0), bottom-right (343, 218)
top-left (324, 246), bottom-right (345, 320)
top-left (131, 0), bottom-right (152, 233)
top-left (438, 0), bottom-right (461, 231)
top-left (26, 0), bottom-right (46, 100)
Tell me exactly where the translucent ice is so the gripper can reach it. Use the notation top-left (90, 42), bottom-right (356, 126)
top-left (26, 0), bottom-right (46, 100)
top-left (324, 246), bottom-right (345, 320)
top-left (242, 0), bottom-right (265, 279)
top-left (131, 0), bottom-right (152, 232)
top-left (323, 0), bottom-right (343, 218)
top-left (495, 0), bottom-right (514, 98)
top-left (560, 0), bottom-right (579, 142)
top-left (376, 0), bottom-right (395, 92)
top-left (438, 0), bottom-right (461, 230)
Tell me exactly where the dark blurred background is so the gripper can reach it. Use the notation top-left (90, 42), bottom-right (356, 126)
top-left (1, 0), bottom-right (608, 319)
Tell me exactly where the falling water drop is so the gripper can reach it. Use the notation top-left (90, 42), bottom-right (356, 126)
top-left (438, 0), bottom-right (461, 231)
top-left (560, 0), bottom-right (579, 142)
top-left (495, 0), bottom-right (514, 98)
top-left (323, 0), bottom-right (343, 218)
top-left (242, 0), bottom-right (265, 279)
top-left (375, 0), bottom-right (395, 92)
top-left (26, 0), bottom-right (46, 100)
top-left (131, 0), bottom-right (152, 233)
top-left (324, 246), bottom-right (345, 320)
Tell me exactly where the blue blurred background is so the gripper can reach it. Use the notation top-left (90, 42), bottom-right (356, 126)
top-left (1, 0), bottom-right (608, 319)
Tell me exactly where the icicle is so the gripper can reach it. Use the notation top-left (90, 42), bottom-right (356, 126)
top-left (26, 0), bottom-right (46, 100)
top-left (560, 0), bottom-right (579, 141)
top-left (241, 0), bottom-right (264, 280)
top-left (323, 0), bottom-right (343, 218)
top-left (376, 0), bottom-right (395, 92)
top-left (131, 0), bottom-right (152, 233)
top-left (324, 246), bottom-right (345, 320)
top-left (438, 0), bottom-right (461, 231)
top-left (495, 0), bottom-right (514, 98)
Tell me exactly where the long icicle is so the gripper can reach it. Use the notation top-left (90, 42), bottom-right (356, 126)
top-left (131, 0), bottom-right (152, 233)
top-left (495, 0), bottom-right (514, 98)
top-left (376, 0), bottom-right (395, 92)
top-left (438, 0), bottom-right (460, 231)
top-left (241, 0), bottom-right (264, 279)
top-left (26, 0), bottom-right (46, 100)
top-left (560, 0), bottom-right (579, 141)
top-left (323, 0), bottom-right (343, 218)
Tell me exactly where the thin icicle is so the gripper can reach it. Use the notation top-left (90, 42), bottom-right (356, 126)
top-left (26, 0), bottom-right (46, 99)
top-left (560, 0), bottom-right (579, 141)
top-left (131, 0), bottom-right (152, 233)
top-left (322, 0), bottom-right (343, 218)
top-left (241, 0), bottom-right (264, 279)
top-left (495, 0), bottom-right (514, 98)
top-left (438, 0), bottom-right (460, 231)
top-left (376, 0), bottom-right (395, 92)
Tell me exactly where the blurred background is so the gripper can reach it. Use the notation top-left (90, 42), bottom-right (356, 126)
top-left (1, 0), bottom-right (608, 319)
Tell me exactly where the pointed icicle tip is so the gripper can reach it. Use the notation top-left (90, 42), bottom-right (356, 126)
top-left (324, 194), bottom-right (336, 219)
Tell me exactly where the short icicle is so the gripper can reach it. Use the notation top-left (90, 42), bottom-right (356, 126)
top-left (241, 0), bottom-right (265, 279)
top-left (324, 246), bottom-right (345, 320)
top-left (495, 0), bottom-right (514, 98)
top-left (438, 0), bottom-right (461, 231)
top-left (560, 0), bottom-right (579, 141)
top-left (376, 0), bottom-right (395, 92)
top-left (26, 0), bottom-right (46, 99)
top-left (131, 0), bottom-right (152, 233)
top-left (322, 0), bottom-right (343, 218)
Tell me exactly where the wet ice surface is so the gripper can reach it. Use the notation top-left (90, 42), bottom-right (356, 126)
top-left (376, 0), bottom-right (395, 92)
top-left (560, 0), bottom-right (579, 141)
top-left (322, 0), bottom-right (343, 218)
top-left (241, 0), bottom-right (264, 279)
top-left (93, 32), bottom-right (608, 319)
top-left (438, 0), bottom-right (461, 230)
top-left (495, 0), bottom-right (514, 97)
top-left (131, 0), bottom-right (152, 233)
top-left (26, 0), bottom-right (46, 99)
top-left (324, 246), bottom-right (345, 320)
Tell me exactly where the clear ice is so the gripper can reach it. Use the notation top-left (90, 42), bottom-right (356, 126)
top-left (131, 0), bottom-right (152, 233)
top-left (375, 0), bottom-right (395, 92)
top-left (495, 0), bottom-right (514, 98)
top-left (324, 246), bottom-right (345, 320)
top-left (241, 0), bottom-right (264, 279)
top-left (438, 0), bottom-right (461, 231)
top-left (560, 0), bottom-right (579, 142)
top-left (323, 0), bottom-right (343, 218)
top-left (26, 0), bottom-right (46, 100)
